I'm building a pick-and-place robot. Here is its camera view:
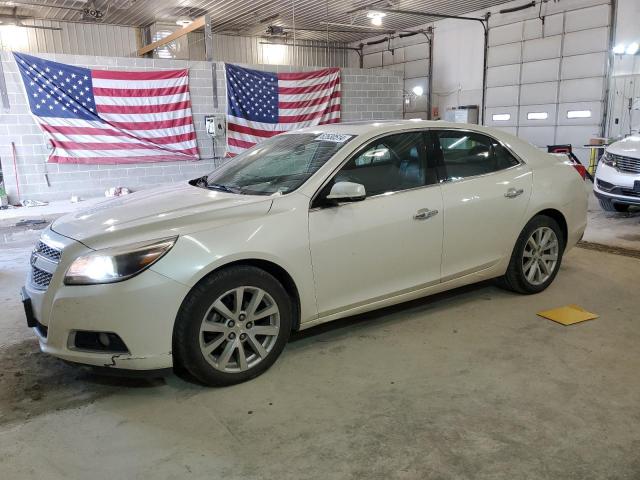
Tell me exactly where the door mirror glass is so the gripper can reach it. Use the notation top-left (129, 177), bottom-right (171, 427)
top-left (326, 182), bottom-right (366, 202)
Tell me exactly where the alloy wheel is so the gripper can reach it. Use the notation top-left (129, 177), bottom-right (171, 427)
top-left (199, 286), bottom-right (280, 373)
top-left (522, 226), bottom-right (559, 286)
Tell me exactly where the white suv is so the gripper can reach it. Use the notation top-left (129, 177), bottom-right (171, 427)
top-left (594, 135), bottom-right (640, 212)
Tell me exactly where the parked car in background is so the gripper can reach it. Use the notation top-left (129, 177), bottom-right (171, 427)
top-left (21, 120), bottom-right (588, 386)
top-left (593, 135), bottom-right (640, 212)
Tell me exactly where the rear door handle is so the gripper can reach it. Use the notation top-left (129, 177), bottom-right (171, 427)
top-left (504, 188), bottom-right (524, 199)
top-left (414, 208), bottom-right (439, 220)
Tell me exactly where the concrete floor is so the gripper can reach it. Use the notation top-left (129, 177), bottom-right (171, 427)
top-left (582, 193), bottom-right (640, 252)
top-left (0, 217), bottom-right (639, 479)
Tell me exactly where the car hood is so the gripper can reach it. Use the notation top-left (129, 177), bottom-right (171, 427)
top-left (52, 183), bottom-right (273, 249)
top-left (607, 135), bottom-right (640, 159)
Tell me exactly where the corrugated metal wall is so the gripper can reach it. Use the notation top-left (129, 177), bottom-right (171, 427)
top-left (187, 32), bottom-right (349, 66)
top-left (0, 20), bottom-right (139, 57)
top-left (0, 19), bottom-right (349, 67)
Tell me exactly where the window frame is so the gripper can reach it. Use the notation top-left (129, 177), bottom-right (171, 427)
top-left (429, 128), bottom-right (524, 184)
top-left (310, 129), bottom-right (438, 209)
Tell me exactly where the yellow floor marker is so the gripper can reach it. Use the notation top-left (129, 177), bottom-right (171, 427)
top-left (537, 304), bottom-right (599, 326)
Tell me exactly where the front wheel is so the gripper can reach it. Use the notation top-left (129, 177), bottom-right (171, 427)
top-left (498, 215), bottom-right (564, 294)
top-left (173, 266), bottom-right (292, 386)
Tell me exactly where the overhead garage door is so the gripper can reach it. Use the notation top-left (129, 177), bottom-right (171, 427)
top-left (484, 1), bottom-right (612, 164)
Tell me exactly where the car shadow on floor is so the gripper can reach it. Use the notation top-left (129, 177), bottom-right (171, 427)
top-left (289, 279), bottom-right (503, 346)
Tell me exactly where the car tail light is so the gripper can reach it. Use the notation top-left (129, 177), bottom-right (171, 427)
top-left (571, 162), bottom-right (587, 180)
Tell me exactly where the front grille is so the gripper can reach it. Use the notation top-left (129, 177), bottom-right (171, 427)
top-left (612, 154), bottom-right (640, 174)
top-left (31, 266), bottom-right (53, 289)
top-left (620, 188), bottom-right (640, 198)
top-left (597, 179), bottom-right (614, 191)
top-left (36, 241), bottom-right (61, 262)
top-left (30, 238), bottom-right (62, 291)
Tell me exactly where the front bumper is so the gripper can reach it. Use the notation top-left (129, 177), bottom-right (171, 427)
top-left (594, 163), bottom-right (640, 206)
top-left (25, 229), bottom-right (190, 370)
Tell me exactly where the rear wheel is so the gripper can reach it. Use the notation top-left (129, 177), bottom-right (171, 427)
top-left (598, 198), bottom-right (629, 213)
top-left (173, 266), bottom-right (292, 386)
top-left (499, 215), bottom-right (564, 294)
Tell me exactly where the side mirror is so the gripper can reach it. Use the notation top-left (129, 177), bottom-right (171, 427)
top-left (326, 181), bottom-right (366, 202)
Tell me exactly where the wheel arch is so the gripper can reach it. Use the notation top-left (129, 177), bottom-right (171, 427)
top-left (186, 258), bottom-right (302, 332)
top-left (531, 208), bottom-right (568, 248)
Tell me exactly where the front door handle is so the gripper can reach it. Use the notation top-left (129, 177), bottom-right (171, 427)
top-left (414, 208), bottom-right (439, 220)
top-left (504, 188), bottom-right (524, 199)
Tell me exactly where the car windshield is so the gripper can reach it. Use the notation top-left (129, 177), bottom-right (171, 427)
top-left (203, 133), bottom-right (354, 195)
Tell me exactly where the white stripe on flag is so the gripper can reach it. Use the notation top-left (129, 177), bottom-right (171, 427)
top-left (94, 93), bottom-right (189, 106)
top-left (98, 109), bottom-right (193, 123)
top-left (91, 76), bottom-right (189, 89)
top-left (278, 73), bottom-right (339, 89)
top-left (279, 85), bottom-right (341, 103)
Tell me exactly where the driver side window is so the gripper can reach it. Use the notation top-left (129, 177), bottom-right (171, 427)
top-left (333, 132), bottom-right (429, 197)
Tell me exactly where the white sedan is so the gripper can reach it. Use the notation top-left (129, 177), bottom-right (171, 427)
top-left (22, 120), bottom-right (588, 385)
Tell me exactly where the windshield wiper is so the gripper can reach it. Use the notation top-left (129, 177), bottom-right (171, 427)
top-left (207, 183), bottom-right (240, 194)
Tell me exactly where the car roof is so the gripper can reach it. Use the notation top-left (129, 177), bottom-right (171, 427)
top-left (290, 119), bottom-right (505, 137)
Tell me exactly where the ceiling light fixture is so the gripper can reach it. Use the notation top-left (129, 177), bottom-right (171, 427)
top-left (412, 86), bottom-right (424, 96)
top-left (367, 11), bottom-right (386, 26)
top-left (626, 42), bottom-right (639, 55)
top-left (612, 43), bottom-right (626, 54)
top-left (176, 17), bottom-right (193, 28)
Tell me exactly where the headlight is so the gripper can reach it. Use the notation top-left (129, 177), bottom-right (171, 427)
top-left (600, 151), bottom-right (617, 168)
top-left (64, 237), bottom-right (177, 285)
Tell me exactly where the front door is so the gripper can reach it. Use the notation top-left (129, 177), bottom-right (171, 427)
top-left (308, 131), bottom-right (443, 317)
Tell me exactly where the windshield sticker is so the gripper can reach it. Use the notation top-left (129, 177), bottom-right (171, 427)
top-left (315, 133), bottom-right (353, 143)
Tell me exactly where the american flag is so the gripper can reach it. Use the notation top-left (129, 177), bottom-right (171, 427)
top-left (226, 63), bottom-right (340, 156)
top-left (14, 52), bottom-right (199, 164)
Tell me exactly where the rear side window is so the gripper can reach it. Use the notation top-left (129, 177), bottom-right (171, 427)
top-left (434, 131), bottom-right (519, 182)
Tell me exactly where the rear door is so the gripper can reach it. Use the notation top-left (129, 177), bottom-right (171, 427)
top-left (432, 129), bottom-right (533, 280)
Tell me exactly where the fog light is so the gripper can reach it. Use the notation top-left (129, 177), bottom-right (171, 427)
top-left (73, 331), bottom-right (128, 353)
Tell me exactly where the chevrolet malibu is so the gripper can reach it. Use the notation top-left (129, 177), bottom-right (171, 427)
top-left (22, 120), bottom-right (588, 385)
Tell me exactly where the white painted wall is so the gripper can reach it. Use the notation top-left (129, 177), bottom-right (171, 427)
top-left (606, 0), bottom-right (640, 138)
top-left (431, 18), bottom-right (484, 115)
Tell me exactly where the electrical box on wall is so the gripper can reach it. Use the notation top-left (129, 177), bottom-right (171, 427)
top-left (205, 114), bottom-right (226, 138)
top-left (444, 105), bottom-right (479, 124)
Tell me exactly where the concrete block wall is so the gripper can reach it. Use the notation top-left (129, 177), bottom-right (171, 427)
top-left (0, 52), bottom-right (402, 202)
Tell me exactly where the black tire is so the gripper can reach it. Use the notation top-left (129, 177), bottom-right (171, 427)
top-left (598, 198), bottom-right (629, 213)
top-left (173, 265), bottom-right (292, 386)
top-left (498, 215), bottom-right (565, 294)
